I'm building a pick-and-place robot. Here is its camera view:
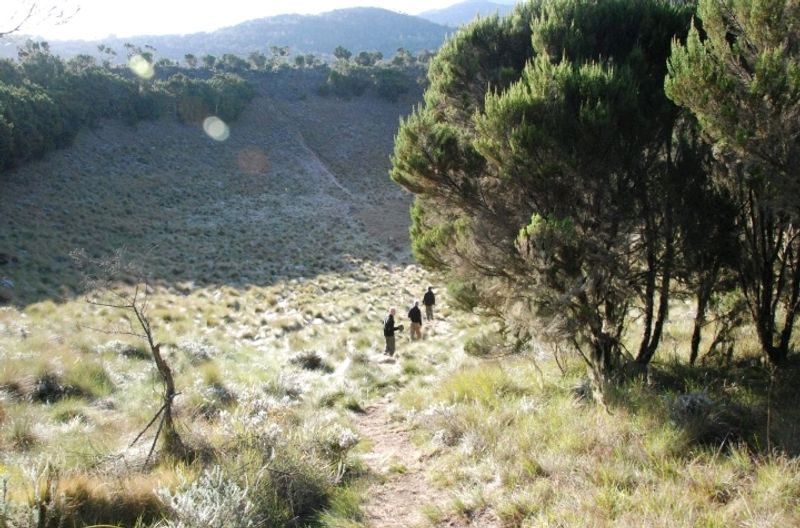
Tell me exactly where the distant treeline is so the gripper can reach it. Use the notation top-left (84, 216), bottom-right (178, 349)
top-left (113, 42), bottom-right (430, 102)
top-left (0, 40), bottom-right (429, 172)
top-left (319, 46), bottom-right (431, 101)
top-left (0, 41), bottom-right (254, 172)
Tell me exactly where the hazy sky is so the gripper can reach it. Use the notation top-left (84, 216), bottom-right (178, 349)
top-left (3, 0), bottom-right (508, 40)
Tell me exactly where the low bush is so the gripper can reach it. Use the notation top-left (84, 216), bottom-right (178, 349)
top-left (289, 350), bottom-right (333, 372)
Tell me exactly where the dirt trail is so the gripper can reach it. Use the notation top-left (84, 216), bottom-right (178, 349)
top-left (355, 400), bottom-right (441, 528)
top-left (355, 397), bottom-right (497, 528)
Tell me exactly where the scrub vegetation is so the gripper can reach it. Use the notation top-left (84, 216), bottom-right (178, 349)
top-left (3, 1), bottom-right (800, 526)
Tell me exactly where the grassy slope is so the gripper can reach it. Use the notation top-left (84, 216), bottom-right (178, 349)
top-left (0, 68), bottom-right (437, 525)
top-left (0, 69), bottom-right (412, 306)
top-left (1, 69), bottom-right (799, 527)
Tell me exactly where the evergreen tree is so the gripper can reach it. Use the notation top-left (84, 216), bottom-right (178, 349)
top-left (666, 0), bottom-right (800, 365)
top-left (392, 0), bottom-right (699, 384)
top-left (333, 46), bottom-right (352, 62)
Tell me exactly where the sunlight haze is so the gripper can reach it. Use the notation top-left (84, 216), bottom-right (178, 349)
top-left (7, 0), bottom-right (507, 40)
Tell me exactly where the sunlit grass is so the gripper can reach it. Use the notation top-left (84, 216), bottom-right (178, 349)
top-left (395, 349), bottom-right (800, 527)
top-left (0, 253), bottom-right (447, 526)
top-left (4, 70), bottom-right (798, 527)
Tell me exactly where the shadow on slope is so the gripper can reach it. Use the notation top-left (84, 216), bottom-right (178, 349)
top-left (606, 358), bottom-right (800, 457)
top-left (0, 70), bottom-right (419, 306)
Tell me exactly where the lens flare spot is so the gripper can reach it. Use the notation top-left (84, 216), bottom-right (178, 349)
top-left (203, 116), bottom-right (230, 142)
top-left (236, 147), bottom-right (270, 175)
top-left (128, 54), bottom-right (154, 80)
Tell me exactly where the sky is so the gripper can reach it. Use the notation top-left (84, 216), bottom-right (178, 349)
top-left (2, 0), bottom-right (514, 41)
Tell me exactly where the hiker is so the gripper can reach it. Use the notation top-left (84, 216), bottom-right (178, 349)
top-left (423, 286), bottom-right (435, 321)
top-left (408, 301), bottom-right (422, 340)
top-left (383, 308), bottom-right (403, 356)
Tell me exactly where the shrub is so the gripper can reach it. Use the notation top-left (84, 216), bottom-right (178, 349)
top-left (320, 68), bottom-right (369, 99)
top-left (289, 350), bottom-right (333, 372)
top-left (373, 67), bottom-right (413, 101)
top-left (158, 466), bottom-right (257, 528)
top-left (463, 332), bottom-right (504, 358)
top-left (447, 280), bottom-right (480, 312)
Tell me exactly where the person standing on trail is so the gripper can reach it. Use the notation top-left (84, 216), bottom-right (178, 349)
top-left (383, 308), bottom-right (403, 356)
top-left (423, 286), bottom-right (435, 321)
top-left (408, 301), bottom-right (422, 340)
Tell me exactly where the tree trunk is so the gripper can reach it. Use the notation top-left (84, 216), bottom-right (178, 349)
top-left (590, 333), bottom-right (614, 376)
top-left (152, 343), bottom-right (184, 455)
top-left (637, 221), bottom-right (675, 367)
top-left (638, 248), bottom-right (657, 361)
top-left (689, 285), bottom-right (710, 365)
top-left (775, 241), bottom-right (800, 364)
top-left (739, 202), bottom-right (799, 366)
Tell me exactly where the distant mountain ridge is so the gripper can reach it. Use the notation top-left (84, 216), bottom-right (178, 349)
top-left (6, 8), bottom-right (452, 62)
top-left (419, 0), bottom-right (516, 27)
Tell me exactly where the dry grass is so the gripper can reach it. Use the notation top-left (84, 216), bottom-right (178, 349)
top-left (0, 228), bottom-right (456, 527)
top-left (395, 346), bottom-right (800, 527)
top-left (3, 69), bottom-right (798, 528)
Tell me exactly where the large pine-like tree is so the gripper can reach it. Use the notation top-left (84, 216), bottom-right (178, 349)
top-left (666, 0), bottom-right (800, 365)
top-left (392, 0), bottom-right (701, 384)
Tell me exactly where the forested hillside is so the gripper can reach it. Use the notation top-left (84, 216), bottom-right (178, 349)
top-left (0, 41), bottom-right (255, 172)
top-left (5, 8), bottom-right (451, 63)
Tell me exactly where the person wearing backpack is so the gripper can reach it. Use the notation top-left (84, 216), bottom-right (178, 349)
top-left (408, 301), bottom-right (422, 340)
top-left (383, 307), bottom-right (403, 356)
top-left (423, 286), bottom-right (435, 321)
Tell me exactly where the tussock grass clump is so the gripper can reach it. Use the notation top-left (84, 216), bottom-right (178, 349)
top-left (27, 369), bottom-right (84, 404)
top-left (193, 385), bottom-right (238, 420)
top-left (436, 364), bottom-right (528, 408)
top-left (178, 339), bottom-right (220, 364)
top-left (400, 357), bottom-right (800, 526)
top-left (50, 398), bottom-right (89, 424)
top-left (57, 472), bottom-right (166, 527)
top-left (6, 415), bottom-right (37, 450)
top-left (289, 350), bottom-right (333, 372)
top-left (3, 464), bottom-right (169, 528)
top-left (62, 362), bottom-right (115, 399)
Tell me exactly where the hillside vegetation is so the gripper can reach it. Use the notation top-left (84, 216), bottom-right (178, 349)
top-left (2, 0), bottom-right (800, 527)
top-left (0, 41), bottom-right (255, 173)
top-left (6, 8), bottom-right (451, 63)
top-left (0, 51), bottom-right (438, 527)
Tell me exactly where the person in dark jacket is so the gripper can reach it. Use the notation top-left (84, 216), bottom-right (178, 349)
top-left (408, 301), bottom-right (422, 340)
top-left (423, 286), bottom-right (435, 321)
top-left (383, 308), bottom-right (403, 356)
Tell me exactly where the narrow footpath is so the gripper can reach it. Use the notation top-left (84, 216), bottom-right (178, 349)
top-left (354, 400), bottom-right (496, 528)
top-left (355, 401), bottom-right (440, 527)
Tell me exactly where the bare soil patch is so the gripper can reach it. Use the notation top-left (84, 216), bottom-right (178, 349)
top-left (355, 400), bottom-right (438, 528)
top-left (355, 398), bottom-right (499, 528)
